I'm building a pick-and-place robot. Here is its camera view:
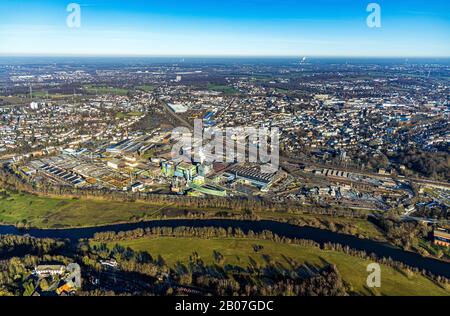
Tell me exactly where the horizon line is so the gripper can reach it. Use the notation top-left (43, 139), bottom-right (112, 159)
top-left (1, 53), bottom-right (450, 59)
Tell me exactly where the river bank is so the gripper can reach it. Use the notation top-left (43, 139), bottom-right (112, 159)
top-left (1, 218), bottom-right (450, 279)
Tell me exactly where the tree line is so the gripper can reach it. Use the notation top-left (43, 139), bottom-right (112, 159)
top-left (90, 225), bottom-right (449, 285)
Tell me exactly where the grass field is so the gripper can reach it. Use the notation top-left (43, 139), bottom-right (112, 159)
top-left (29, 91), bottom-right (75, 99)
top-left (115, 111), bottom-right (144, 119)
top-left (93, 236), bottom-right (450, 296)
top-left (207, 84), bottom-right (239, 95)
top-left (0, 191), bottom-right (168, 228)
top-left (8, 92), bottom-right (76, 100)
top-left (83, 85), bottom-right (129, 96)
top-left (136, 85), bottom-right (155, 92)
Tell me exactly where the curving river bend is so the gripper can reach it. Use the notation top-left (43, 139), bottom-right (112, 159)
top-left (1, 219), bottom-right (449, 278)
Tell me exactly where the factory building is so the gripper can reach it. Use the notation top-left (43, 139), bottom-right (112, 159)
top-left (226, 165), bottom-right (278, 189)
top-left (434, 228), bottom-right (450, 247)
top-left (175, 162), bottom-right (197, 181)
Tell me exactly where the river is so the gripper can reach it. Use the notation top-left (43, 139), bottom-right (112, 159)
top-left (1, 219), bottom-right (449, 278)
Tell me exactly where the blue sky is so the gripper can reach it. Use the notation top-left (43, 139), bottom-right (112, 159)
top-left (0, 0), bottom-right (449, 56)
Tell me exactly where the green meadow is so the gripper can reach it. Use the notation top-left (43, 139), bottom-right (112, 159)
top-left (95, 236), bottom-right (450, 296)
top-left (0, 190), bottom-right (165, 228)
